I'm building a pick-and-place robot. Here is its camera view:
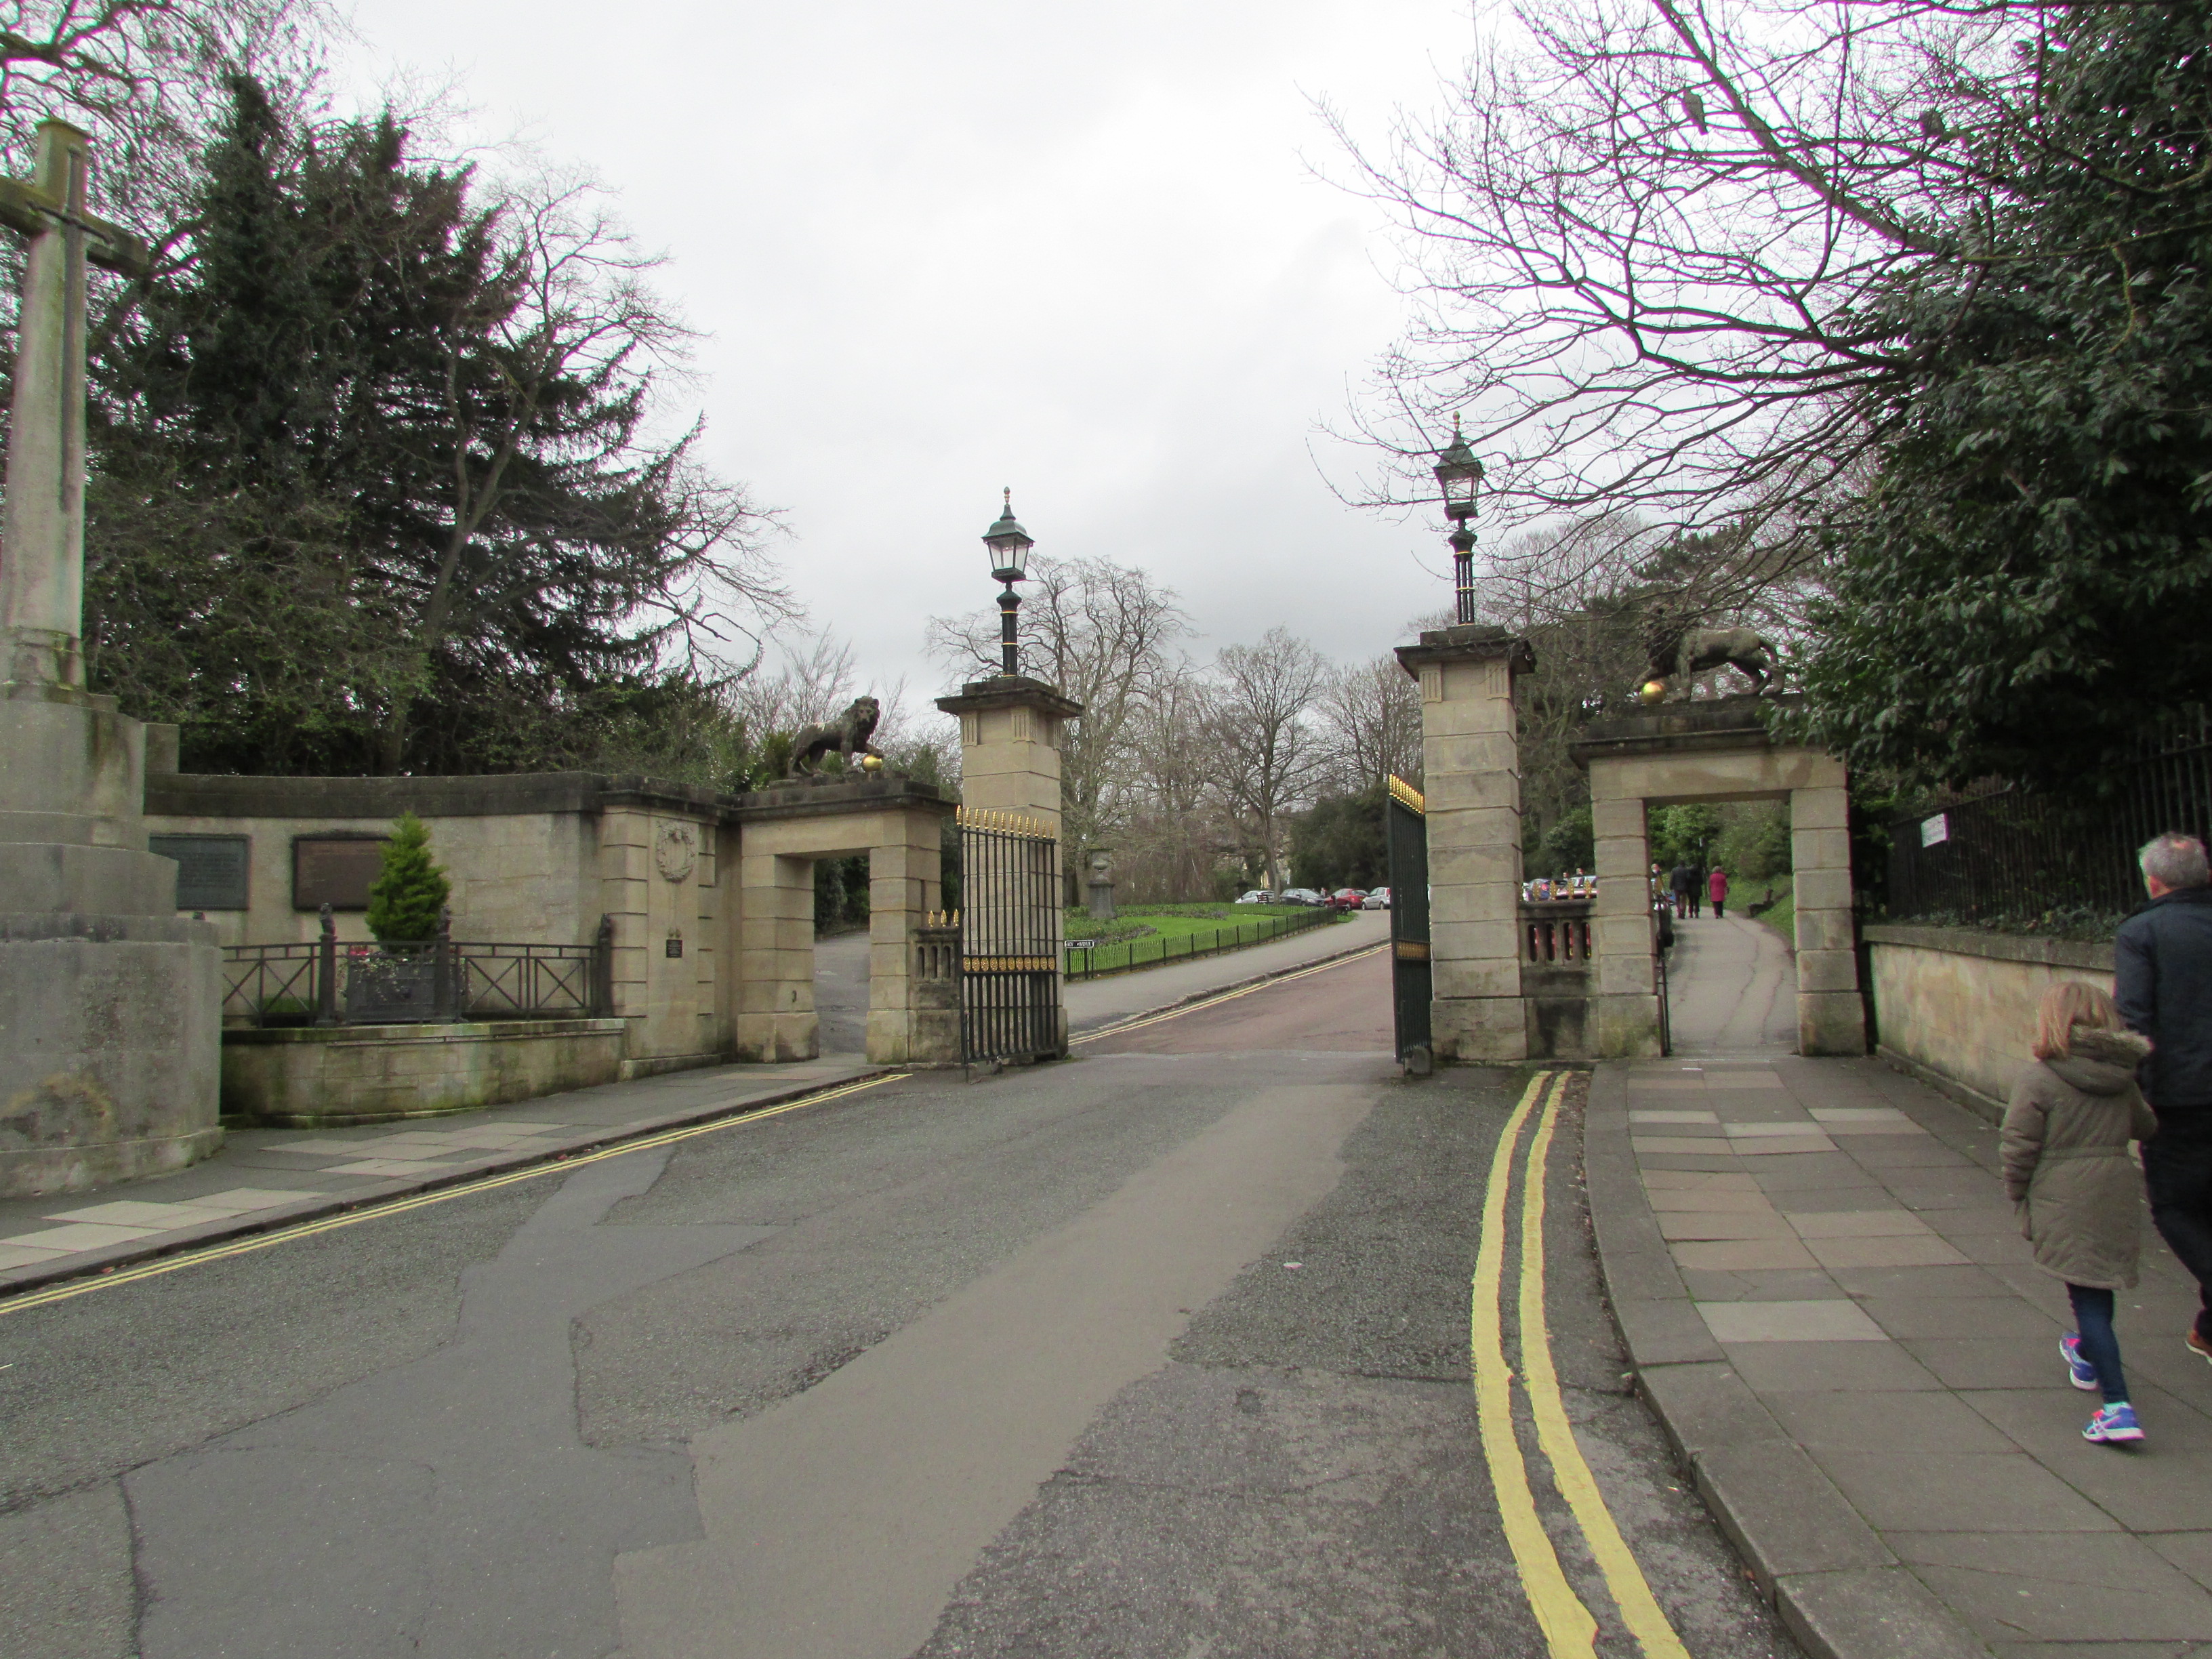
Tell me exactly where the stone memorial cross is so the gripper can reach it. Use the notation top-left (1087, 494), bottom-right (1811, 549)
top-left (0, 119), bottom-right (146, 688)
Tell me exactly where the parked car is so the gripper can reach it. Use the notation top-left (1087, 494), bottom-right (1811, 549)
top-left (1235, 889), bottom-right (1277, 904)
top-left (1363, 887), bottom-right (1391, 909)
top-left (1278, 888), bottom-right (1324, 906)
top-left (1325, 888), bottom-right (1366, 912)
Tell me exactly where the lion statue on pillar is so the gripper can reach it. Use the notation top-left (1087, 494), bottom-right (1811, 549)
top-left (1642, 621), bottom-right (1782, 699)
top-left (786, 695), bottom-right (886, 777)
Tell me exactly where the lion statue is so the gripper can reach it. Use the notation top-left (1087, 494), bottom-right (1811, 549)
top-left (786, 695), bottom-right (886, 777)
top-left (1643, 625), bottom-right (1782, 697)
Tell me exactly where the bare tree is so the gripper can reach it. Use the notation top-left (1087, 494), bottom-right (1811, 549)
top-left (1, 0), bottom-right (331, 251)
top-left (728, 632), bottom-right (861, 733)
top-left (1334, 0), bottom-right (2053, 601)
top-left (377, 169), bottom-right (787, 771)
top-left (927, 552), bottom-right (1188, 866)
top-left (1315, 653), bottom-right (1423, 794)
top-left (1115, 668), bottom-right (1234, 901)
top-left (1210, 627), bottom-right (1330, 890)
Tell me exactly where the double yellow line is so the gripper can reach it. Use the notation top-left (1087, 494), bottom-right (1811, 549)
top-left (0, 1073), bottom-right (905, 1319)
top-left (1477, 1071), bottom-right (1688, 1659)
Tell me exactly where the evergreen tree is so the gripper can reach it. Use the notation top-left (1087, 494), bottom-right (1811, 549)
top-left (366, 813), bottom-right (450, 943)
top-left (85, 75), bottom-right (780, 776)
top-left (1792, 3), bottom-right (2212, 789)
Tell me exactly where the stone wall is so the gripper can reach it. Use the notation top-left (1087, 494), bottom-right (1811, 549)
top-left (146, 773), bottom-right (628, 948)
top-left (148, 773), bottom-right (733, 1067)
top-left (222, 1018), bottom-right (629, 1127)
top-left (1863, 924), bottom-right (2116, 1120)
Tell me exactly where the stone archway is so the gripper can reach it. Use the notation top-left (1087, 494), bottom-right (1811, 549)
top-left (1397, 621), bottom-right (1864, 1063)
top-left (1572, 699), bottom-right (1863, 1058)
top-left (731, 777), bottom-right (957, 1065)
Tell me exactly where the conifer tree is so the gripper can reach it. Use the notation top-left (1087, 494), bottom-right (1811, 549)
top-left (366, 813), bottom-right (450, 943)
top-left (85, 75), bottom-right (781, 775)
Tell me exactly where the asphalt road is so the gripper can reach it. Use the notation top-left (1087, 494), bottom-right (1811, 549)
top-left (0, 951), bottom-right (1797, 1659)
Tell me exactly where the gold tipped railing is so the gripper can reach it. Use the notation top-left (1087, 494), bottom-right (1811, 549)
top-left (955, 806), bottom-right (1053, 838)
top-left (1387, 774), bottom-right (1426, 815)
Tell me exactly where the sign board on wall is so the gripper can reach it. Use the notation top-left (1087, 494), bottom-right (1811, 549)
top-left (293, 835), bottom-right (389, 911)
top-left (1921, 814), bottom-right (1950, 848)
top-left (149, 834), bottom-right (250, 910)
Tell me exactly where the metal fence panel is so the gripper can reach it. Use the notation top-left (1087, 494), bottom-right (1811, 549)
top-left (1062, 903), bottom-right (1333, 980)
top-left (957, 811), bottom-right (1063, 1065)
top-left (1887, 718), bottom-right (2212, 928)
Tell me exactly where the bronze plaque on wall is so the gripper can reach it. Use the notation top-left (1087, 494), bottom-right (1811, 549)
top-left (293, 835), bottom-right (388, 911)
top-left (149, 834), bottom-right (251, 911)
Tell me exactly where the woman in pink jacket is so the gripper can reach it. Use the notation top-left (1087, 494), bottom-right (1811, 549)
top-left (1708, 866), bottom-right (1729, 919)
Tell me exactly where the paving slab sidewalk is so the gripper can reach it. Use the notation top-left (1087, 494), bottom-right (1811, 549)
top-left (1586, 1054), bottom-right (2212, 1659)
top-left (0, 1057), bottom-right (878, 1298)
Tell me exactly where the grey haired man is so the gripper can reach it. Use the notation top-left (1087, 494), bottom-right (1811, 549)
top-left (2114, 831), bottom-right (2212, 1366)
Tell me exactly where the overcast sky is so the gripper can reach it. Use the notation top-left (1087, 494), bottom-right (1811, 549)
top-left (337, 0), bottom-right (1475, 720)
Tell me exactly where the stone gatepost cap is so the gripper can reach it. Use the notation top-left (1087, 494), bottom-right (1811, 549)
top-left (1394, 626), bottom-right (1536, 678)
top-left (935, 675), bottom-right (1085, 720)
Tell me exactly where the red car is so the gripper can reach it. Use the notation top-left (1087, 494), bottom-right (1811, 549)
top-left (1324, 888), bottom-right (1366, 912)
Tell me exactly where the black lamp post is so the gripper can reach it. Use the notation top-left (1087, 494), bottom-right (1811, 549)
top-left (982, 487), bottom-right (1033, 677)
top-left (1431, 416), bottom-right (1484, 626)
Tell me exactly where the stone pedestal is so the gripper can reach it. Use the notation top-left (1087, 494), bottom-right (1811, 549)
top-left (0, 684), bottom-right (222, 1196)
top-left (937, 676), bottom-right (1084, 1058)
top-left (1395, 627), bottom-right (1536, 1062)
top-left (1085, 850), bottom-right (1114, 923)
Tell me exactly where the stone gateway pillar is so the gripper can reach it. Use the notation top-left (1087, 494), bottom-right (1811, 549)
top-left (1394, 626), bottom-right (1536, 1063)
top-left (0, 121), bottom-right (222, 1195)
top-left (937, 674), bottom-right (1084, 1058)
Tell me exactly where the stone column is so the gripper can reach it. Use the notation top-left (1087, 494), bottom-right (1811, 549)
top-left (1394, 627), bottom-right (1534, 1062)
top-left (937, 676), bottom-right (1085, 1057)
top-left (863, 808), bottom-right (952, 1063)
top-left (1790, 770), bottom-right (1867, 1056)
top-left (937, 675), bottom-right (1081, 834)
top-left (1586, 775), bottom-right (1664, 1056)
top-left (735, 846), bottom-right (819, 1062)
top-left (0, 122), bottom-right (219, 1196)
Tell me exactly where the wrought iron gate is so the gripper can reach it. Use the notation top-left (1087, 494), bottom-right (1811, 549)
top-left (1386, 775), bottom-right (1432, 1069)
top-left (957, 808), bottom-right (1063, 1065)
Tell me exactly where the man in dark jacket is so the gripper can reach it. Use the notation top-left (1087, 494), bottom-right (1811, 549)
top-left (2115, 830), bottom-right (2212, 1366)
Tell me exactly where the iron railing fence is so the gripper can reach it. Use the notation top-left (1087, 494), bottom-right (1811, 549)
top-left (1063, 903), bottom-right (1336, 981)
top-left (957, 810), bottom-right (1063, 1065)
top-left (1887, 715), bottom-right (2212, 930)
top-left (222, 907), bottom-right (614, 1027)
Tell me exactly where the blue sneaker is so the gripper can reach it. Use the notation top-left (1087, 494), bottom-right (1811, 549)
top-left (2060, 1332), bottom-right (2101, 1392)
top-left (2083, 1402), bottom-right (2144, 1444)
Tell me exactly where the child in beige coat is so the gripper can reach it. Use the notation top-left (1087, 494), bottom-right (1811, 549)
top-left (2003, 981), bottom-right (2158, 1444)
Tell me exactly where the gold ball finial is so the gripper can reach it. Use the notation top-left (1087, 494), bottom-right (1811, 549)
top-left (1639, 678), bottom-right (1668, 704)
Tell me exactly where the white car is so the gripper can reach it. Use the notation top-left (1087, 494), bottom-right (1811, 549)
top-left (1363, 888), bottom-right (1391, 909)
top-left (1235, 889), bottom-right (1277, 904)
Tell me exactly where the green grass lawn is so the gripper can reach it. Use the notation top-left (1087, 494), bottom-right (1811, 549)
top-left (1742, 879), bottom-right (1795, 946)
top-left (1063, 903), bottom-right (1340, 977)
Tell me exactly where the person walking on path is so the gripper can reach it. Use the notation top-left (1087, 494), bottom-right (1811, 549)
top-left (2003, 981), bottom-right (2159, 1443)
top-left (2115, 830), bottom-right (2212, 1368)
top-left (1707, 866), bottom-right (1729, 920)
top-left (1669, 863), bottom-right (1693, 919)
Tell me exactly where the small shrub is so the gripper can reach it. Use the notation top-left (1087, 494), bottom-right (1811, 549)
top-left (366, 813), bottom-right (451, 943)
